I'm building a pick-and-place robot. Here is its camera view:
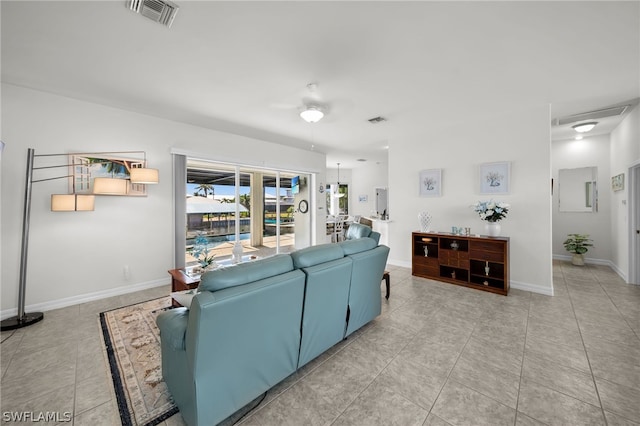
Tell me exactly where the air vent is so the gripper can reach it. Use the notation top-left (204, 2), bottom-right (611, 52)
top-left (368, 116), bottom-right (387, 124)
top-left (127, 0), bottom-right (179, 28)
top-left (553, 105), bottom-right (629, 126)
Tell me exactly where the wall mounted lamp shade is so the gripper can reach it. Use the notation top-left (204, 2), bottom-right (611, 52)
top-left (93, 177), bottom-right (129, 195)
top-left (51, 194), bottom-right (95, 211)
top-left (572, 121), bottom-right (598, 133)
top-left (300, 106), bottom-right (324, 123)
top-left (129, 167), bottom-right (159, 184)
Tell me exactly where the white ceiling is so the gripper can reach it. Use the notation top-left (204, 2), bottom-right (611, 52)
top-left (2, 1), bottom-right (639, 168)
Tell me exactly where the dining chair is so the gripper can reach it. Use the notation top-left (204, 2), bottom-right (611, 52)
top-left (333, 218), bottom-right (345, 242)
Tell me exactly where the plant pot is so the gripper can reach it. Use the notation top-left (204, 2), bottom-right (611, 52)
top-left (571, 253), bottom-right (585, 266)
top-left (484, 222), bottom-right (501, 237)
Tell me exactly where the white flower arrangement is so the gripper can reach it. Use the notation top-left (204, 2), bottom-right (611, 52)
top-left (473, 200), bottom-right (510, 222)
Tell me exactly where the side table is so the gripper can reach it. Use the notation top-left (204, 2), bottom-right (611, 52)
top-left (168, 269), bottom-right (200, 307)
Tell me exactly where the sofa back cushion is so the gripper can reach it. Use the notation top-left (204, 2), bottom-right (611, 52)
top-left (290, 243), bottom-right (344, 269)
top-left (199, 254), bottom-right (294, 292)
top-left (345, 223), bottom-right (372, 240)
top-left (338, 237), bottom-right (377, 255)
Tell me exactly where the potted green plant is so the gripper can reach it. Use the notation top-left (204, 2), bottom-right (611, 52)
top-left (563, 234), bottom-right (593, 266)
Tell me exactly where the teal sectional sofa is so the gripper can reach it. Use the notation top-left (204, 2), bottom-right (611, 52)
top-left (156, 235), bottom-right (390, 426)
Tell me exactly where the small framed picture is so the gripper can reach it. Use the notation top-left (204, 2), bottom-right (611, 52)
top-left (358, 194), bottom-right (368, 202)
top-left (419, 169), bottom-right (442, 197)
top-left (480, 161), bottom-right (510, 194)
top-left (612, 173), bottom-right (624, 191)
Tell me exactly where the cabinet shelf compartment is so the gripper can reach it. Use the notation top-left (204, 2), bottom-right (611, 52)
top-left (413, 235), bottom-right (439, 258)
top-left (440, 237), bottom-right (468, 252)
top-left (439, 265), bottom-right (468, 283)
top-left (470, 275), bottom-right (504, 290)
top-left (470, 259), bottom-right (504, 280)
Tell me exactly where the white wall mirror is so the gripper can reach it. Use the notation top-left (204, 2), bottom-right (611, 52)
top-left (375, 187), bottom-right (389, 218)
top-left (559, 166), bottom-right (598, 212)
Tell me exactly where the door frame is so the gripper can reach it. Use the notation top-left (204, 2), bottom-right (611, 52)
top-left (629, 160), bottom-right (640, 285)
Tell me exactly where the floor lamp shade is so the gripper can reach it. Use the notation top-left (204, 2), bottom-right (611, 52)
top-left (130, 168), bottom-right (159, 184)
top-left (51, 194), bottom-right (95, 211)
top-left (93, 177), bottom-right (129, 195)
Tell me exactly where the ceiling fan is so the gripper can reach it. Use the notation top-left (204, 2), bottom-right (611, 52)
top-left (269, 82), bottom-right (351, 123)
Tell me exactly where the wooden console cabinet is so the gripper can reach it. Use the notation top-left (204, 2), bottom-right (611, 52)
top-left (412, 232), bottom-right (509, 295)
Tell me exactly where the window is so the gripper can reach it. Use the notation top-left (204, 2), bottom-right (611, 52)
top-left (326, 183), bottom-right (348, 216)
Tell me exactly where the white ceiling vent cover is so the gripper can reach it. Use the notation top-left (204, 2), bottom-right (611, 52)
top-left (553, 105), bottom-right (629, 126)
top-left (127, 0), bottom-right (179, 28)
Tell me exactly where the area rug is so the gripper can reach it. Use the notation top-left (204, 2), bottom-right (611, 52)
top-left (99, 297), bottom-right (179, 426)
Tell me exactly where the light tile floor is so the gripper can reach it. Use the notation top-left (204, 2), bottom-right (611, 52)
top-left (1, 260), bottom-right (639, 425)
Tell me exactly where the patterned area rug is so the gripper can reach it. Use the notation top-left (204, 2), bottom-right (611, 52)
top-left (100, 297), bottom-right (178, 426)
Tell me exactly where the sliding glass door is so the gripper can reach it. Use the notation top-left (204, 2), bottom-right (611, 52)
top-left (182, 159), bottom-right (311, 267)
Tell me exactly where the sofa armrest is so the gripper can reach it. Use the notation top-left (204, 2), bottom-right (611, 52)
top-left (157, 307), bottom-right (189, 351)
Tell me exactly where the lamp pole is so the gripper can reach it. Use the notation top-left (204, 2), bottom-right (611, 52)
top-left (1, 148), bottom-right (44, 331)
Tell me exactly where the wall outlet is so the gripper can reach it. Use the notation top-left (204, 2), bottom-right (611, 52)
top-left (123, 265), bottom-right (131, 280)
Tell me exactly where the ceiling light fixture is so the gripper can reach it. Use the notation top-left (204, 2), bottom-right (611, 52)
top-left (300, 106), bottom-right (324, 123)
top-left (572, 121), bottom-right (598, 133)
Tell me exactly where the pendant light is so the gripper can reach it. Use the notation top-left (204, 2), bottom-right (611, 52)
top-left (334, 163), bottom-right (345, 198)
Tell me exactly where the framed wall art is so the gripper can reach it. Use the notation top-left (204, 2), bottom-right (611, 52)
top-left (611, 173), bottom-right (624, 191)
top-left (419, 169), bottom-right (442, 197)
top-left (70, 154), bottom-right (148, 196)
top-left (479, 161), bottom-right (510, 194)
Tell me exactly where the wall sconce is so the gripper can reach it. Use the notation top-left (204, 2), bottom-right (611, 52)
top-left (1, 148), bottom-right (158, 331)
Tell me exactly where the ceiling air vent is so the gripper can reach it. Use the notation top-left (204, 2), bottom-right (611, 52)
top-left (553, 105), bottom-right (629, 126)
top-left (127, 0), bottom-right (179, 28)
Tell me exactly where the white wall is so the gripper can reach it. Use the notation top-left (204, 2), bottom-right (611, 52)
top-left (1, 84), bottom-right (326, 315)
top-left (350, 160), bottom-right (389, 218)
top-left (552, 135), bottom-right (611, 263)
top-left (610, 105), bottom-right (640, 281)
top-left (388, 106), bottom-right (553, 295)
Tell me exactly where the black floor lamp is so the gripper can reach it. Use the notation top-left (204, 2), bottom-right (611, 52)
top-left (2, 149), bottom-right (49, 330)
top-left (1, 148), bottom-right (158, 331)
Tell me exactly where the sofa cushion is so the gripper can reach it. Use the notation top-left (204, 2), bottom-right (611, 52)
top-left (156, 307), bottom-right (189, 351)
top-left (290, 243), bottom-right (344, 269)
top-left (345, 223), bottom-right (372, 240)
top-left (199, 254), bottom-right (294, 292)
top-left (338, 237), bottom-right (377, 255)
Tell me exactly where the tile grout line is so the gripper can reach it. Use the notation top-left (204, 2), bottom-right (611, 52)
top-left (513, 287), bottom-right (533, 426)
top-left (421, 299), bottom-right (490, 424)
top-left (563, 263), bottom-right (609, 425)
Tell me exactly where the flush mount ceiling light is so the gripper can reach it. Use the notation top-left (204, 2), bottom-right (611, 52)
top-left (300, 106), bottom-right (324, 123)
top-left (572, 121), bottom-right (598, 133)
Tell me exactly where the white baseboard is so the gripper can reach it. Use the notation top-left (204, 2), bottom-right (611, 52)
top-left (388, 259), bottom-right (411, 269)
top-left (389, 259), bottom-right (554, 296)
top-left (1, 278), bottom-right (169, 320)
top-left (553, 254), bottom-right (628, 282)
top-left (510, 280), bottom-right (554, 296)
